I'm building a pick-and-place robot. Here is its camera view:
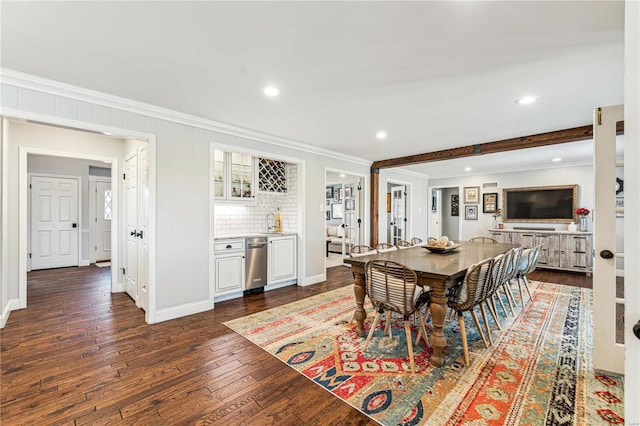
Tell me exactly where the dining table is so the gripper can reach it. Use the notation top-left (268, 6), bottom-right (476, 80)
top-left (343, 241), bottom-right (516, 367)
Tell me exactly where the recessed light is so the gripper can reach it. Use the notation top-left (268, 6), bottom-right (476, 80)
top-left (263, 86), bottom-right (279, 97)
top-left (103, 132), bottom-right (113, 136)
top-left (552, 157), bottom-right (562, 162)
top-left (376, 131), bottom-right (387, 140)
top-left (340, 174), bottom-right (346, 178)
top-left (464, 167), bottom-right (472, 172)
top-left (515, 96), bottom-right (538, 105)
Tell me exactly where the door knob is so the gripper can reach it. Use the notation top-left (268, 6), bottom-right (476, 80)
top-left (634, 320), bottom-right (640, 340)
top-left (599, 250), bottom-right (614, 259)
top-left (130, 230), bottom-right (136, 236)
top-left (136, 231), bottom-right (143, 238)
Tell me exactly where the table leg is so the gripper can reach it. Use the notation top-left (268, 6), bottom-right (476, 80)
top-left (352, 268), bottom-right (367, 337)
top-left (429, 286), bottom-right (448, 367)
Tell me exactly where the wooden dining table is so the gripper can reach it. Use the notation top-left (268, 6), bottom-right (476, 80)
top-left (343, 241), bottom-right (515, 367)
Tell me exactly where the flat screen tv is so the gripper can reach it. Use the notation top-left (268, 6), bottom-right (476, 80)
top-left (503, 185), bottom-right (578, 223)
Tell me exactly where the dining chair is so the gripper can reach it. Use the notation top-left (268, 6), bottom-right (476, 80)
top-left (498, 246), bottom-right (522, 316)
top-left (447, 257), bottom-right (494, 366)
top-left (396, 240), bottom-right (413, 250)
top-left (469, 236), bottom-right (498, 244)
top-left (515, 245), bottom-right (541, 306)
top-left (362, 260), bottom-right (429, 373)
top-left (376, 242), bottom-right (397, 253)
top-left (350, 245), bottom-right (377, 257)
top-left (410, 237), bottom-right (424, 245)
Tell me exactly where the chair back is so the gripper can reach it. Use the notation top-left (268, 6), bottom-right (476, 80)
top-left (365, 260), bottom-right (419, 315)
top-left (489, 253), bottom-right (509, 295)
top-left (469, 237), bottom-right (498, 244)
top-left (350, 245), bottom-right (377, 258)
top-left (503, 246), bottom-right (523, 283)
top-left (376, 243), bottom-right (397, 253)
top-left (396, 240), bottom-right (413, 250)
top-left (448, 257), bottom-right (494, 312)
top-left (410, 237), bottom-right (424, 245)
top-left (517, 244), bottom-right (542, 276)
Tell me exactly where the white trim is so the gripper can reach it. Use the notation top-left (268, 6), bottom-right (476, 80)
top-left (1, 69), bottom-right (370, 167)
top-left (79, 260), bottom-right (90, 267)
top-left (154, 300), bottom-right (211, 323)
top-left (28, 172), bottom-right (83, 270)
top-left (302, 273), bottom-right (326, 286)
top-left (388, 167), bottom-right (430, 179)
top-left (89, 176), bottom-right (112, 264)
top-left (1, 119), bottom-right (9, 322)
top-left (1, 298), bottom-right (20, 328)
top-left (213, 291), bottom-right (244, 303)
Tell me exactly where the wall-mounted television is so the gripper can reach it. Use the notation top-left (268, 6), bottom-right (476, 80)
top-left (502, 184), bottom-right (578, 223)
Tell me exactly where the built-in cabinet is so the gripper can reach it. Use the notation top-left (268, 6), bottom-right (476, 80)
top-left (268, 235), bottom-right (297, 285)
top-left (213, 238), bottom-right (245, 294)
top-left (213, 150), bottom-right (256, 201)
top-left (489, 229), bottom-right (592, 274)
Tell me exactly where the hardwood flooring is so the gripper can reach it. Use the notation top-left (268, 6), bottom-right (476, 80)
top-left (0, 265), bottom-right (593, 425)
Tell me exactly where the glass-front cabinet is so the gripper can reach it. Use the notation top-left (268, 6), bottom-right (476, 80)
top-left (214, 149), bottom-right (256, 202)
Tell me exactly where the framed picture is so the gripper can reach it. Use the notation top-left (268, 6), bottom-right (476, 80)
top-left (616, 196), bottom-right (624, 217)
top-left (451, 194), bottom-right (459, 216)
top-left (482, 193), bottom-right (498, 213)
top-left (326, 199), bottom-right (330, 206)
top-left (326, 186), bottom-right (333, 199)
top-left (333, 191), bottom-right (340, 202)
top-left (325, 210), bottom-right (330, 220)
top-left (432, 195), bottom-right (437, 212)
top-left (464, 186), bottom-right (480, 203)
top-left (331, 203), bottom-right (343, 219)
top-left (465, 205), bottom-right (478, 220)
top-left (386, 193), bottom-right (391, 213)
top-left (344, 187), bottom-right (352, 197)
top-left (346, 199), bottom-right (355, 210)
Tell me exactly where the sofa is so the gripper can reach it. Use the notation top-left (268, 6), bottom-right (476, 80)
top-left (326, 225), bottom-right (352, 255)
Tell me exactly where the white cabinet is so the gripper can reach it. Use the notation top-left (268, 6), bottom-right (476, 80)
top-left (214, 239), bottom-right (245, 294)
top-left (213, 150), bottom-right (256, 202)
top-left (268, 235), bottom-right (297, 285)
top-left (489, 229), bottom-right (592, 274)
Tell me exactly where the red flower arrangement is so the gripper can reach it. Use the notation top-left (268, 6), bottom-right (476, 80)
top-left (576, 207), bottom-right (590, 216)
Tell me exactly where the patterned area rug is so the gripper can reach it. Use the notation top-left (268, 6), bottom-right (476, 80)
top-left (223, 282), bottom-right (624, 425)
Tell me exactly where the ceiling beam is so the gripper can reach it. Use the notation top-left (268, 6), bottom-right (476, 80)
top-left (371, 122), bottom-right (624, 170)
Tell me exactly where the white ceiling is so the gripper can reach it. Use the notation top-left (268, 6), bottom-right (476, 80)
top-left (0, 1), bottom-right (625, 178)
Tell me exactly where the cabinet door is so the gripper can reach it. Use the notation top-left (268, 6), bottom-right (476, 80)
top-left (560, 235), bottom-right (591, 271)
top-left (213, 149), bottom-right (226, 199)
top-left (489, 231), bottom-right (510, 244)
top-left (215, 255), bottom-right (245, 293)
top-left (513, 232), bottom-right (536, 249)
top-left (535, 234), bottom-right (559, 267)
top-left (269, 237), bottom-right (297, 284)
top-left (229, 152), bottom-right (254, 200)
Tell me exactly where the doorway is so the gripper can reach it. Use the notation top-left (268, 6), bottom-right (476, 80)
top-left (386, 180), bottom-right (411, 245)
top-left (429, 186), bottom-right (460, 241)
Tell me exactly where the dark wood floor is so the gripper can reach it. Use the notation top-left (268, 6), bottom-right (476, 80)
top-left (0, 265), bottom-right (592, 425)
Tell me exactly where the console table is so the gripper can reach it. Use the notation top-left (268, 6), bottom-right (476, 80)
top-left (488, 229), bottom-right (592, 275)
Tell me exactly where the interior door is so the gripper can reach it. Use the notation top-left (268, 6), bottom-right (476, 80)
top-left (390, 185), bottom-right (406, 244)
top-left (138, 146), bottom-right (150, 312)
top-left (593, 104), bottom-right (624, 374)
top-left (30, 176), bottom-right (79, 270)
top-left (430, 189), bottom-right (442, 238)
top-left (94, 180), bottom-right (112, 262)
top-left (124, 153), bottom-right (138, 303)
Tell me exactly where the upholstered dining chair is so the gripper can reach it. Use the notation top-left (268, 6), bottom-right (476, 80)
top-left (396, 240), bottom-right (413, 250)
top-left (376, 243), bottom-right (397, 253)
top-left (410, 237), bottom-right (424, 245)
top-left (469, 236), bottom-right (498, 244)
top-left (515, 245), bottom-right (542, 306)
top-left (447, 257), bottom-right (495, 366)
top-left (362, 260), bottom-right (429, 373)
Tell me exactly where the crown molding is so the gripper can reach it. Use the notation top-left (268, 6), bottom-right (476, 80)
top-left (383, 167), bottom-right (430, 179)
top-left (1, 68), bottom-right (371, 167)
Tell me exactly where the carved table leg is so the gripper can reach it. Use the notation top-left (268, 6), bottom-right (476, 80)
top-left (429, 285), bottom-right (448, 367)
top-left (352, 266), bottom-right (367, 337)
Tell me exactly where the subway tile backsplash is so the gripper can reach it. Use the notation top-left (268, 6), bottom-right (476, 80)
top-left (214, 163), bottom-right (297, 236)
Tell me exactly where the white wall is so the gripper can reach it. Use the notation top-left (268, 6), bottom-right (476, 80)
top-left (441, 187), bottom-right (460, 240)
top-left (428, 165), bottom-right (594, 239)
top-left (0, 74), bottom-right (370, 324)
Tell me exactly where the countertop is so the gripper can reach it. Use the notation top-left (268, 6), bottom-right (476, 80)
top-left (214, 232), bottom-right (297, 240)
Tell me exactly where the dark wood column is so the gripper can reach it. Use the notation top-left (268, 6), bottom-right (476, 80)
top-left (370, 168), bottom-right (379, 247)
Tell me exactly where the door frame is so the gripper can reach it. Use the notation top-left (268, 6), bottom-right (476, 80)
top-left (89, 176), bottom-right (112, 264)
top-left (324, 168), bottom-right (369, 251)
top-left (9, 113), bottom-right (157, 324)
top-left (428, 184), bottom-right (463, 241)
top-left (385, 178), bottom-right (412, 244)
top-left (28, 172), bottom-right (82, 271)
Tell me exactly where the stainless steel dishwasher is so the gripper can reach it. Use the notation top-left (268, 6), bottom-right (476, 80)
top-left (245, 236), bottom-right (268, 290)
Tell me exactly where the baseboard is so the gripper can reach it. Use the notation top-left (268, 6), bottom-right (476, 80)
top-left (154, 299), bottom-right (211, 323)
top-left (1, 298), bottom-right (21, 328)
top-left (79, 260), bottom-right (90, 267)
top-left (266, 280), bottom-right (296, 291)
top-left (113, 281), bottom-right (125, 292)
top-left (214, 291), bottom-right (244, 303)
top-left (302, 273), bottom-right (326, 286)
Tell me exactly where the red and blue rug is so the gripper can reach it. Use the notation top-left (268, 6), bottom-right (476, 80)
top-left (223, 282), bottom-right (624, 425)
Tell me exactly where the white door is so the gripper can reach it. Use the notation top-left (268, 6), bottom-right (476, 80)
top-left (593, 105), bottom-right (624, 374)
top-left (124, 154), bottom-right (138, 303)
top-left (30, 176), bottom-right (79, 270)
top-left (138, 147), bottom-right (150, 312)
top-left (94, 180), bottom-right (112, 262)
top-left (430, 189), bottom-right (442, 238)
top-left (390, 185), bottom-right (406, 244)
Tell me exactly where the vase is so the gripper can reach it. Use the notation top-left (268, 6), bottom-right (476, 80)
top-left (578, 215), bottom-right (588, 232)
top-left (493, 218), bottom-right (498, 229)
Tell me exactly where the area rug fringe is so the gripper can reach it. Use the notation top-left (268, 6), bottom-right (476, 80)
top-left (224, 282), bottom-right (624, 425)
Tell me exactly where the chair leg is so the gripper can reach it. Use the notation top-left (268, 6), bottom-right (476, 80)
top-left (494, 291), bottom-right (508, 319)
top-left (404, 318), bottom-right (416, 373)
top-left (362, 309), bottom-right (383, 352)
top-left (383, 311), bottom-right (392, 338)
top-left (470, 309), bottom-right (489, 348)
top-left (485, 299), bottom-right (502, 330)
top-left (415, 310), bottom-right (430, 347)
top-left (523, 276), bottom-right (534, 301)
top-left (479, 303), bottom-right (494, 346)
top-left (502, 283), bottom-right (516, 316)
top-left (517, 277), bottom-right (527, 307)
top-left (458, 312), bottom-right (470, 367)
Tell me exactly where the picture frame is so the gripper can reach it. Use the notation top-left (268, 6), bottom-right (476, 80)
top-left (386, 193), bottom-right (391, 213)
top-left (344, 187), bottom-right (352, 198)
top-left (482, 192), bottom-right (498, 213)
top-left (464, 186), bottom-right (480, 204)
top-left (333, 191), bottom-right (340, 202)
top-left (346, 199), bottom-right (355, 210)
top-left (325, 210), bottom-right (330, 220)
top-left (331, 203), bottom-right (343, 219)
top-left (465, 205), bottom-right (478, 220)
top-left (326, 199), bottom-right (330, 206)
top-left (432, 195), bottom-right (437, 212)
top-left (616, 196), bottom-right (624, 217)
top-left (451, 194), bottom-right (459, 216)
top-left (326, 186), bottom-right (333, 199)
